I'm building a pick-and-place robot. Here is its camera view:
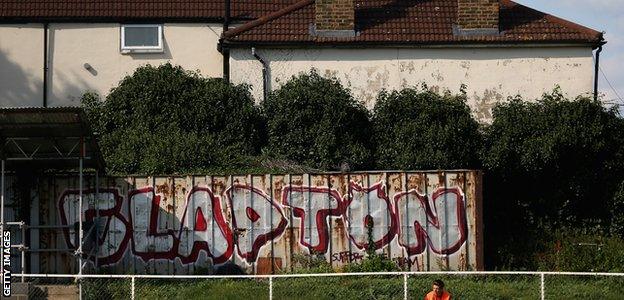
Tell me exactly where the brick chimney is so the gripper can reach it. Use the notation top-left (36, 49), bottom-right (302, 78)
top-left (456, 0), bottom-right (499, 35)
top-left (314, 0), bottom-right (355, 37)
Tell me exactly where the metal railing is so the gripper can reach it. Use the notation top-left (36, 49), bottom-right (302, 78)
top-left (9, 271), bottom-right (624, 300)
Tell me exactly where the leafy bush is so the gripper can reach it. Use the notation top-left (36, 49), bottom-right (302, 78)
top-left (290, 252), bottom-right (334, 274)
top-left (372, 85), bottom-right (482, 170)
top-left (482, 89), bottom-right (624, 269)
top-left (343, 220), bottom-right (400, 272)
top-left (612, 180), bottom-right (624, 237)
top-left (81, 63), bottom-right (265, 174)
top-left (342, 253), bottom-right (401, 273)
top-left (262, 70), bottom-right (373, 171)
top-left (536, 231), bottom-right (624, 272)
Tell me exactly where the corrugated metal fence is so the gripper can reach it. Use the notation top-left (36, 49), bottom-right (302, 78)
top-left (4, 171), bottom-right (483, 274)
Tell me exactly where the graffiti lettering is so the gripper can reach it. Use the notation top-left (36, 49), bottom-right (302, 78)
top-left (394, 187), bottom-right (467, 256)
top-left (58, 189), bottom-right (130, 265)
top-left (57, 177), bottom-right (471, 272)
top-left (281, 186), bottom-right (344, 253)
top-left (128, 188), bottom-right (177, 261)
top-left (344, 181), bottom-right (397, 250)
top-left (331, 251), bottom-right (364, 263)
top-left (177, 187), bottom-right (233, 264)
top-left (225, 184), bottom-right (288, 263)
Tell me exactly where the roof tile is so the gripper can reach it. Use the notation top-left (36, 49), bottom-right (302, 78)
top-left (225, 0), bottom-right (602, 45)
top-left (0, 0), bottom-right (298, 20)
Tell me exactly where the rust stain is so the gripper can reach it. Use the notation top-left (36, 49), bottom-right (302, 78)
top-left (407, 174), bottom-right (421, 191)
top-left (212, 179), bottom-right (225, 195)
top-left (156, 182), bottom-right (169, 195)
top-left (288, 225), bottom-right (300, 256)
top-left (451, 172), bottom-right (465, 188)
top-left (259, 175), bottom-right (266, 189)
top-left (459, 253), bottom-right (467, 271)
top-left (390, 174), bottom-right (402, 193)
top-left (337, 175), bottom-right (347, 195)
top-left (334, 218), bottom-right (347, 248)
top-left (273, 178), bottom-right (284, 199)
top-left (437, 171), bottom-right (445, 188)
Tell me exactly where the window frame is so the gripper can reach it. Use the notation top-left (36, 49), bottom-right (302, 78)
top-left (120, 24), bottom-right (164, 53)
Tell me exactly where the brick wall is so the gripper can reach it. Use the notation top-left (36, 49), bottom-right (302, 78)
top-left (315, 0), bottom-right (354, 31)
top-left (457, 0), bottom-right (499, 30)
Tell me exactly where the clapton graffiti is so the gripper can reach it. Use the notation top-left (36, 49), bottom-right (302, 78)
top-left (54, 172), bottom-right (481, 273)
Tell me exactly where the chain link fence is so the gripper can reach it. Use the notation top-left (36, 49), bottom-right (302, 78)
top-left (7, 272), bottom-right (624, 299)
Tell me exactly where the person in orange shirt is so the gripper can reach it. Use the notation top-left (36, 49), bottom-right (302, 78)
top-left (424, 279), bottom-right (451, 300)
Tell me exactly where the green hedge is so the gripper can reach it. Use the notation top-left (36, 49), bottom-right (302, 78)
top-left (372, 86), bottom-right (482, 170)
top-left (262, 70), bottom-right (373, 170)
top-left (82, 63), bottom-right (265, 174)
top-left (482, 90), bottom-right (624, 269)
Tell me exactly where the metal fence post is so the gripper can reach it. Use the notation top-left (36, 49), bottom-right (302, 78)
top-left (79, 276), bottom-right (82, 300)
top-left (131, 276), bottom-right (136, 300)
top-left (21, 223), bottom-right (25, 282)
top-left (540, 273), bottom-right (545, 300)
top-left (403, 273), bottom-right (408, 300)
top-left (269, 276), bottom-right (273, 300)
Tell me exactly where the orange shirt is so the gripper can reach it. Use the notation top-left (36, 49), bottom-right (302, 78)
top-left (424, 291), bottom-right (451, 300)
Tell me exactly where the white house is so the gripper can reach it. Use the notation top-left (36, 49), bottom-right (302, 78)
top-left (0, 0), bottom-right (605, 122)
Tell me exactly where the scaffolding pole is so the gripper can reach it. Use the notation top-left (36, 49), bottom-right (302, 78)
top-left (78, 137), bottom-right (84, 300)
top-left (1, 159), bottom-right (5, 288)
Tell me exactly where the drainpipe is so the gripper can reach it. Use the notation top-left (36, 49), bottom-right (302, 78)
top-left (252, 47), bottom-right (269, 102)
top-left (594, 45), bottom-right (603, 101)
top-left (43, 23), bottom-right (48, 107)
top-left (222, 0), bottom-right (231, 82)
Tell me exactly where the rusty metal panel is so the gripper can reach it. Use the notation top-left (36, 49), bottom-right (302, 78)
top-left (28, 171), bottom-right (483, 274)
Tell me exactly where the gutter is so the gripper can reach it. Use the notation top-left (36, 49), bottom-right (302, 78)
top-left (594, 45), bottom-right (602, 101)
top-left (43, 23), bottom-right (48, 108)
top-left (594, 34), bottom-right (606, 101)
top-left (221, 39), bottom-right (602, 49)
top-left (251, 47), bottom-right (269, 102)
top-left (222, 0), bottom-right (231, 82)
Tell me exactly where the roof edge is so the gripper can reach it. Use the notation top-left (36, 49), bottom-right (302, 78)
top-left (222, 39), bottom-right (602, 49)
top-left (504, 0), bottom-right (604, 42)
top-left (0, 16), bottom-right (260, 24)
top-left (223, 0), bottom-right (313, 39)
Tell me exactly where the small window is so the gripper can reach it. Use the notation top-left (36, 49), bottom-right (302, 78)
top-left (120, 24), bottom-right (163, 53)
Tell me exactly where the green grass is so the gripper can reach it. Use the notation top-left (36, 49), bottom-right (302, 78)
top-left (91, 275), bottom-right (624, 300)
top-left (134, 278), bottom-right (269, 300)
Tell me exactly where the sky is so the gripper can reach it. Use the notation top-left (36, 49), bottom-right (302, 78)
top-left (515, 0), bottom-right (624, 108)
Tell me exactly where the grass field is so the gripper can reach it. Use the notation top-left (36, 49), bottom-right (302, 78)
top-left (84, 274), bottom-right (624, 300)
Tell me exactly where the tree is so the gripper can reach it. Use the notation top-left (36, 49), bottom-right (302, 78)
top-left (482, 89), bottom-right (624, 268)
top-left (82, 63), bottom-right (264, 174)
top-left (372, 86), bottom-right (482, 170)
top-left (262, 70), bottom-right (373, 170)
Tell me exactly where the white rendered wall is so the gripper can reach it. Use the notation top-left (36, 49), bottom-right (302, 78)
top-left (0, 24), bottom-right (45, 107)
top-left (0, 23), bottom-right (223, 107)
top-left (230, 47), bottom-right (595, 122)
